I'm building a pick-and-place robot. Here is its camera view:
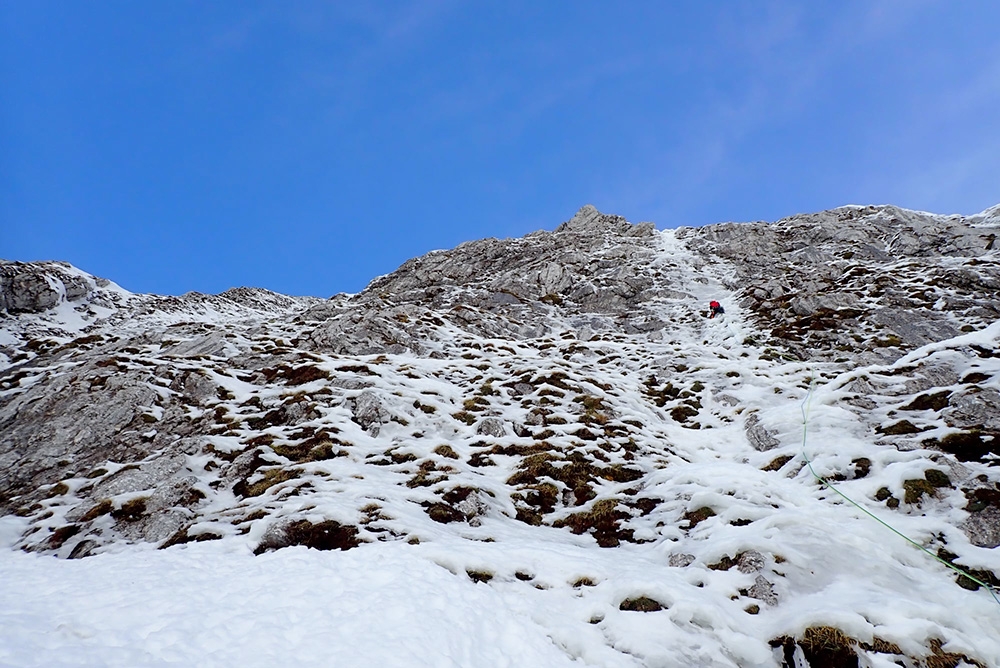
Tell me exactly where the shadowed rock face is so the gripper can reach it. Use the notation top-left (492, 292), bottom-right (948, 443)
top-left (1, 203), bottom-right (998, 574)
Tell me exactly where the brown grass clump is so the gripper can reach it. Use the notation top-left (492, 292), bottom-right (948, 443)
top-left (451, 410), bottom-right (477, 425)
top-left (932, 430), bottom-right (1000, 462)
top-left (900, 390), bottom-right (951, 411)
top-left (682, 506), bottom-right (716, 529)
top-left (763, 455), bottom-right (794, 471)
top-left (876, 420), bottom-right (923, 435)
top-left (253, 519), bottom-right (360, 555)
top-left (434, 444), bottom-right (458, 459)
top-left (283, 364), bottom-right (330, 385)
top-left (554, 499), bottom-right (633, 547)
top-left (902, 469), bottom-right (951, 504)
top-left (618, 596), bottom-right (665, 612)
top-left (233, 468), bottom-right (299, 497)
top-left (798, 626), bottom-right (858, 667)
top-left (771, 627), bottom-right (859, 668)
top-left (466, 569), bottom-right (494, 583)
top-left (111, 497), bottom-right (148, 522)
top-left (48, 524), bottom-right (80, 549)
top-left (925, 638), bottom-right (986, 668)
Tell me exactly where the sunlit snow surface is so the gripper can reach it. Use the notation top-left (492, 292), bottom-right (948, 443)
top-left (2, 225), bottom-right (1000, 667)
top-left (0, 533), bottom-right (582, 668)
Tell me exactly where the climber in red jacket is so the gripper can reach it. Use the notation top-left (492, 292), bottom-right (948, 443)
top-left (709, 300), bottom-right (725, 319)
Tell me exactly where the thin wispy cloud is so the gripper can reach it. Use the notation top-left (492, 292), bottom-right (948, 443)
top-left (3, 2), bottom-right (997, 296)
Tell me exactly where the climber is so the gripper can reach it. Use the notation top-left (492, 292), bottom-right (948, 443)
top-left (709, 300), bottom-right (725, 319)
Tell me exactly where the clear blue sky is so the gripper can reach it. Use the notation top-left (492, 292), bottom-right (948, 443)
top-left (3, 2), bottom-right (998, 297)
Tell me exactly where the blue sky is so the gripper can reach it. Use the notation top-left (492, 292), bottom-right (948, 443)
top-left (3, 2), bottom-right (999, 297)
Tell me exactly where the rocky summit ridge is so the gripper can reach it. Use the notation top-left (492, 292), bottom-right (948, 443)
top-left (2, 203), bottom-right (1000, 667)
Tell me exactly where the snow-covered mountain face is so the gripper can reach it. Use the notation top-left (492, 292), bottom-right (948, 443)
top-left (2, 204), bottom-right (999, 667)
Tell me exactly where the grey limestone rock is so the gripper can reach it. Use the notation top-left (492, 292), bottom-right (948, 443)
top-left (668, 553), bottom-right (695, 568)
top-left (943, 388), bottom-right (1000, 431)
top-left (0, 261), bottom-right (92, 314)
top-left (745, 413), bottom-right (780, 452)
top-left (351, 390), bottom-right (388, 436)
top-left (748, 574), bottom-right (778, 605)
top-left (171, 370), bottom-right (219, 407)
top-left (737, 550), bottom-right (766, 574)
top-left (476, 417), bottom-right (506, 438)
top-left (963, 506), bottom-right (1000, 548)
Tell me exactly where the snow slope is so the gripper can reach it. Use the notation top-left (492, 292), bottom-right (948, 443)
top-left (1, 205), bottom-right (998, 667)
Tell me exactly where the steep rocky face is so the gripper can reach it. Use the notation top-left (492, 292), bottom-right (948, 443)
top-left (681, 204), bottom-right (1000, 362)
top-left (2, 203), bottom-right (999, 666)
top-left (298, 205), bottom-right (666, 355)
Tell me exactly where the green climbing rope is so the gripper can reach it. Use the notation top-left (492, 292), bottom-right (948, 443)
top-left (798, 381), bottom-right (1000, 608)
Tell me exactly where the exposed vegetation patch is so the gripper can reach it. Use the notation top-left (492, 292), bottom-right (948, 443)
top-left (271, 439), bottom-right (347, 463)
top-left (466, 569), bottom-right (494, 583)
top-left (762, 455), bottom-right (794, 471)
top-left (80, 499), bottom-right (114, 522)
top-left (926, 638), bottom-right (987, 668)
top-left (253, 520), bottom-right (360, 555)
top-left (936, 549), bottom-right (1000, 593)
top-left (618, 596), bottom-right (665, 612)
top-left (111, 497), bottom-right (149, 522)
top-left (234, 468), bottom-right (300, 498)
top-left (682, 506), bottom-right (716, 529)
top-left (928, 430), bottom-right (1000, 462)
top-left (553, 499), bottom-right (633, 547)
top-left (433, 444), bottom-right (458, 459)
top-left (508, 450), bottom-right (642, 511)
top-left (900, 390), bottom-right (952, 412)
top-left (160, 527), bottom-right (224, 549)
top-left (48, 524), bottom-right (80, 549)
top-left (877, 420), bottom-right (924, 435)
top-left (902, 469), bottom-right (951, 505)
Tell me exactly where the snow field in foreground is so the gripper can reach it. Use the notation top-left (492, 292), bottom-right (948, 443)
top-left (0, 536), bottom-right (581, 668)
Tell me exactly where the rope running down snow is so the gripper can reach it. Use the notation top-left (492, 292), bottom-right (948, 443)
top-left (798, 380), bottom-right (1000, 609)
